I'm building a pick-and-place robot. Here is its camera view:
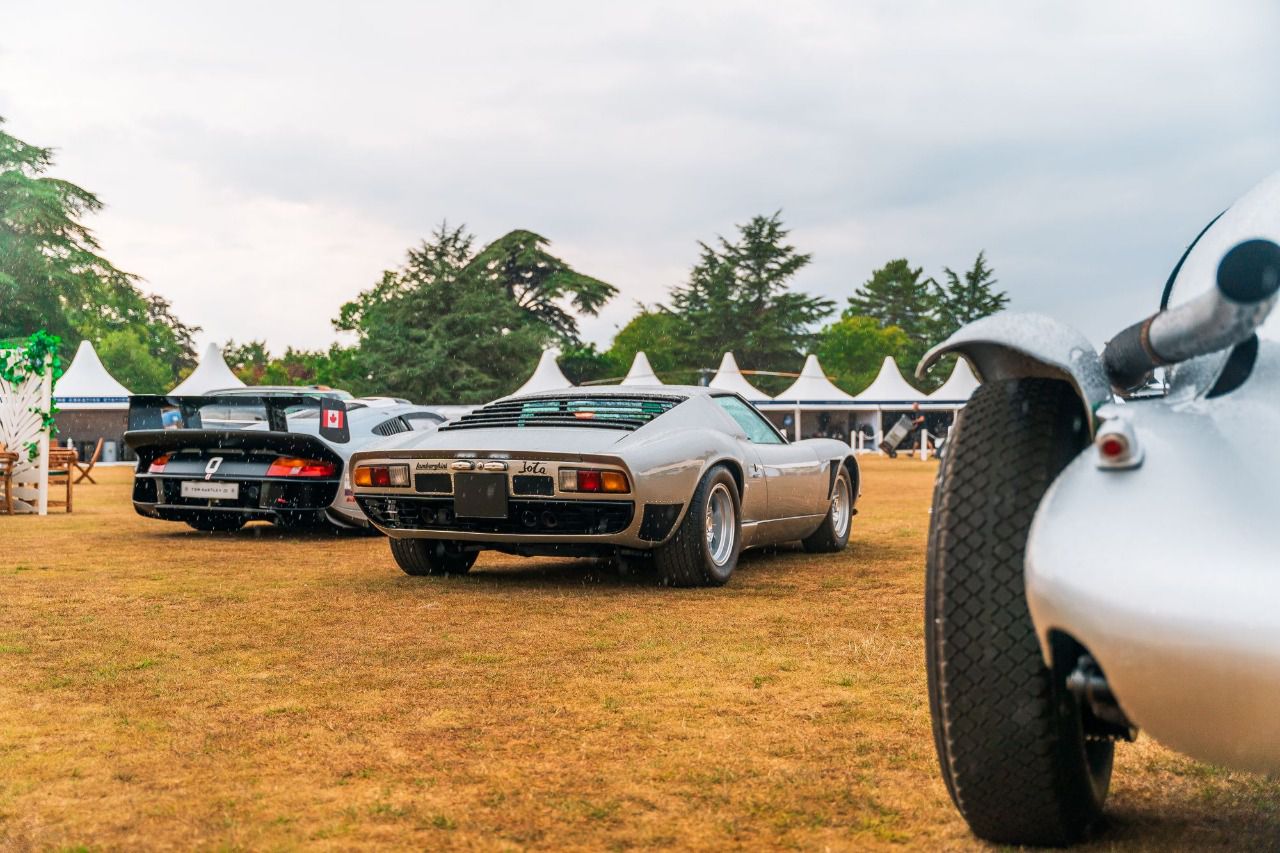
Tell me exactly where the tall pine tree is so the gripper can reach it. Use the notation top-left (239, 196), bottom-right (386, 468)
top-left (0, 116), bottom-right (199, 382)
top-left (934, 250), bottom-right (1007, 337)
top-left (666, 212), bottom-right (833, 381)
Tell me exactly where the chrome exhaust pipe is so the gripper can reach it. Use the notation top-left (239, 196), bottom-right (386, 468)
top-left (1103, 239), bottom-right (1280, 391)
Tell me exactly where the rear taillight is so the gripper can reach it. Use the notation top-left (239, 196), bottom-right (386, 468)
top-left (352, 463), bottom-right (409, 488)
top-left (148, 454), bottom-right (170, 474)
top-left (266, 457), bottom-right (338, 478)
top-left (558, 468), bottom-right (630, 493)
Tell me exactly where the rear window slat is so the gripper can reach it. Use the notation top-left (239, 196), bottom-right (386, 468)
top-left (439, 394), bottom-right (682, 433)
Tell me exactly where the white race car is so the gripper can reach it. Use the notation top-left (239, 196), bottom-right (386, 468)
top-left (920, 172), bottom-right (1280, 845)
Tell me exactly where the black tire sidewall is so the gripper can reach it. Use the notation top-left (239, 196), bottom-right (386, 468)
top-left (925, 377), bottom-right (1108, 846)
top-left (699, 467), bottom-right (742, 585)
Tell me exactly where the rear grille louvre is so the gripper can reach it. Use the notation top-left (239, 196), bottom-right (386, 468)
top-left (439, 394), bottom-right (682, 433)
top-left (357, 496), bottom-right (633, 535)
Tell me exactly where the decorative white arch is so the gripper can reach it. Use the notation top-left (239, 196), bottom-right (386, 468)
top-left (0, 347), bottom-right (53, 514)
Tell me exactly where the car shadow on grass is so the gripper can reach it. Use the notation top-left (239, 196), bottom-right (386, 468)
top-left (151, 521), bottom-right (380, 541)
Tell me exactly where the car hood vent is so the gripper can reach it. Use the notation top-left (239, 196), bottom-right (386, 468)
top-left (439, 394), bottom-right (682, 432)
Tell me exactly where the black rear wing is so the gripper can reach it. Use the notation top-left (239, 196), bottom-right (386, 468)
top-left (126, 394), bottom-right (350, 443)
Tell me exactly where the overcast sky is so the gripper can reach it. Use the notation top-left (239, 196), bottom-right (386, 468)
top-left (3, 2), bottom-right (1278, 364)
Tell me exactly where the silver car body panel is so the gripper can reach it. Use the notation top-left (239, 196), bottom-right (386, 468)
top-left (350, 386), bottom-right (856, 550)
top-left (1026, 342), bottom-right (1280, 772)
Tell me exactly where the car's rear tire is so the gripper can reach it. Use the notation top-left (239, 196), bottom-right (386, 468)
top-left (185, 516), bottom-right (246, 533)
top-left (654, 465), bottom-right (741, 587)
top-left (389, 538), bottom-right (477, 576)
top-left (802, 464), bottom-right (854, 553)
top-left (927, 378), bottom-right (1112, 847)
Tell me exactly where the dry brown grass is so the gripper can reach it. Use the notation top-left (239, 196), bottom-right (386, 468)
top-left (0, 459), bottom-right (1277, 851)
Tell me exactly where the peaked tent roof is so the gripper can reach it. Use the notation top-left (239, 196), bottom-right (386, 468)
top-left (929, 357), bottom-right (981, 403)
top-left (772, 354), bottom-right (856, 404)
top-left (620, 351), bottom-right (663, 385)
top-left (853, 357), bottom-right (927, 404)
top-left (708, 352), bottom-right (771, 401)
top-left (513, 349), bottom-right (573, 396)
top-left (170, 343), bottom-right (246, 396)
top-left (53, 340), bottom-right (133, 410)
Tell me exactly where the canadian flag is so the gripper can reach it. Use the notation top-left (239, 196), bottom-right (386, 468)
top-left (324, 409), bottom-right (345, 429)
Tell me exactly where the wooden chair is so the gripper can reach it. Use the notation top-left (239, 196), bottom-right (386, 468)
top-left (0, 448), bottom-right (16, 515)
top-left (46, 448), bottom-right (77, 513)
top-left (74, 438), bottom-right (103, 484)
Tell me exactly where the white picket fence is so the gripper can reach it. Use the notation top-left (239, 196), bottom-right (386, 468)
top-left (0, 349), bottom-right (52, 514)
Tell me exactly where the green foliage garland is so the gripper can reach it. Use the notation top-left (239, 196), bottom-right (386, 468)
top-left (0, 330), bottom-right (63, 460)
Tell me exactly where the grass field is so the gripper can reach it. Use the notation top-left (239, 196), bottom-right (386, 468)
top-left (1, 459), bottom-right (1277, 851)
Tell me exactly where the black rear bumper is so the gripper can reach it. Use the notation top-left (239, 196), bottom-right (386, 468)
top-left (133, 475), bottom-right (340, 526)
top-left (356, 495), bottom-right (634, 536)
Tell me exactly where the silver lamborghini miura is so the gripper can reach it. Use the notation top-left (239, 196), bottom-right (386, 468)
top-left (349, 386), bottom-right (858, 586)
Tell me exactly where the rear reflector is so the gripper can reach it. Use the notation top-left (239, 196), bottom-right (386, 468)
top-left (266, 457), bottom-right (338, 478)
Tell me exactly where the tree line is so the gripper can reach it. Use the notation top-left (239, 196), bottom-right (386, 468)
top-left (1, 117), bottom-right (1008, 400)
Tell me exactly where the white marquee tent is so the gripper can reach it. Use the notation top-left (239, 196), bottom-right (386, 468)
top-left (53, 340), bottom-right (132, 410)
top-left (708, 352), bottom-right (770, 402)
top-left (620, 351), bottom-right (662, 385)
top-left (760, 354), bottom-right (857, 440)
top-left (50, 340), bottom-right (135, 465)
top-left (169, 343), bottom-right (245, 396)
top-left (853, 357), bottom-right (928, 406)
top-left (513, 349), bottom-right (573, 396)
top-left (927, 357), bottom-right (981, 406)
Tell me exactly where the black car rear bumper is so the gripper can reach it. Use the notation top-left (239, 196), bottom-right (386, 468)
top-left (133, 475), bottom-right (340, 526)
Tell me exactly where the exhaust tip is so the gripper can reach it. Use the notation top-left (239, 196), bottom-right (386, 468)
top-left (540, 511), bottom-right (559, 529)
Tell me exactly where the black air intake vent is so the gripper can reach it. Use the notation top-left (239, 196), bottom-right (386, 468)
top-left (439, 395), bottom-right (682, 433)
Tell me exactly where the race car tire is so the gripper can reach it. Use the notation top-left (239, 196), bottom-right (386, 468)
top-left (185, 516), bottom-right (246, 533)
top-left (654, 464), bottom-right (741, 587)
top-left (389, 538), bottom-right (477, 576)
top-left (801, 464), bottom-right (854, 553)
top-left (926, 377), bottom-right (1111, 847)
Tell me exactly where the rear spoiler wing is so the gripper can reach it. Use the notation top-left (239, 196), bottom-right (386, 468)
top-left (126, 394), bottom-right (351, 444)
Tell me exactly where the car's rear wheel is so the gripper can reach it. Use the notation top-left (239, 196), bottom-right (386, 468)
top-left (654, 465), bottom-right (741, 587)
top-left (390, 538), bottom-right (477, 576)
top-left (802, 464), bottom-right (854, 553)
top-left (927, 377), bottom-right (1111, 846)
top-left (185, 515), bottom-right (246, 533)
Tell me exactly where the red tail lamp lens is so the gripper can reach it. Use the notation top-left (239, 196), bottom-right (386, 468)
top-left (148, 454), bottom-right (170, 474)
top-left (266, 457), bottom-right (338, 478)
top-left (577, 470), bottom-right (603, 492)
top-left (559, 468), bottom-right (630, 493)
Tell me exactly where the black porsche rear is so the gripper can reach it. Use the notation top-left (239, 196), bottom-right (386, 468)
top-left (126, 395), bottom-right (347, 529)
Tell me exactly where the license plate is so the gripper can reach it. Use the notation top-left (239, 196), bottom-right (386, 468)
top-left (181, 480), bottom-right (240, 500)
top-left (453, 473), bottom-right (508, 518)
